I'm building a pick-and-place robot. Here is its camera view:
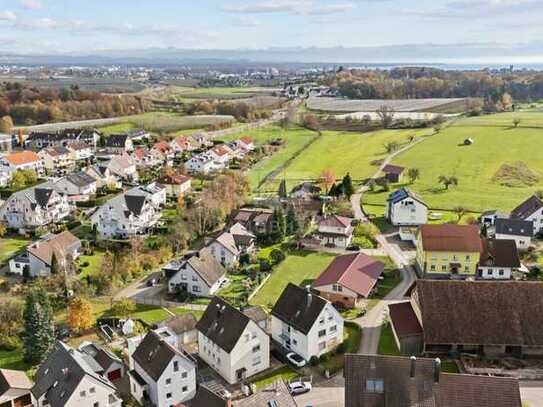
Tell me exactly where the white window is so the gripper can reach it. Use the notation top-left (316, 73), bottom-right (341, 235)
top-left (318, 342), bottom-right (326, 351)
top-left (366, 379), bottom-right (384, 393)
top-left (330, 325), bottom-right (337, 333)
top-left (318, 329), bottom-right (326, 337)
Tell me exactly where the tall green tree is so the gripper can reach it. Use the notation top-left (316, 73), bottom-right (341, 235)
top-left (341, 173), bottom-right (355, 199)
top-left (23, 286), bottom-right (55, 364)
top-left (286, 206), bottom-right (299, 236)
top-left (278, 179), bottom-right (287, 199)
top-left (272, 207), bottom-right (286, 242)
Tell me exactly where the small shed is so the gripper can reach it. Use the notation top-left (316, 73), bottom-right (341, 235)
top-left (382, 164), bottom-right (406, 183)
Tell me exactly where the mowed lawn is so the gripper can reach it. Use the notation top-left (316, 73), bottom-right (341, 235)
top-left (265, 128), bottom-right (431, 192)
top-left (250, 251), bottom-right (337, 309)
top-left (0, 237), bottom-right (30, 265)
top-left (364, 114), bottom-right (543, 212)
top-left (222, 125), bottom-right (318, 191)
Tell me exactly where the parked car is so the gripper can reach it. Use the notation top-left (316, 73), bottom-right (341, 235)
top-left (346, 244), bottom-right (361, 251)
top-left (286, 352), bottom-right (306, 368)
top-left (288, 380), bottom-right (312, 396)
top-left (147, 278), bottom-right (157, 287)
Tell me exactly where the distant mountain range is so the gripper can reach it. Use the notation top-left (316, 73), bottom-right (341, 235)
top-left (1, 43), bottom-right (543, 67)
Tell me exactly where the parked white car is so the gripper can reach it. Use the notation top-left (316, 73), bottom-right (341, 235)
top-left (288, 380), bottom-right (312, 396)
top-left (286, 352), bottom-right (306, 368)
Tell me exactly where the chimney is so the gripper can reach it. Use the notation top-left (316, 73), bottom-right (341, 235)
top-left (433, 358), bottom-right (441, 383)
top-left (410, 356), bottom-right (416, 378)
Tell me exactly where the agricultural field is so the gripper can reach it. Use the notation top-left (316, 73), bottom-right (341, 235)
top-left (363, 112), bottom-right (543, 212)
top-left (249, 250), bottom-right (336, 309)
top-left (262, 128), bottom-right (431, 192)
top-left (170, 86), bottom-right (277, 102)
top-left (307, 97), bottom-right (467, 113)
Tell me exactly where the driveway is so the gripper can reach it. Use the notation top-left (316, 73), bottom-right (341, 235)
top-left (520, 381), bottom-right (543, 407)
top-left (295, 375), bottom-right (345, 407)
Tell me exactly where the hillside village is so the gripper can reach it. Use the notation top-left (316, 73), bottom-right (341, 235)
top-left (0, 78), bottom-right (543, 407)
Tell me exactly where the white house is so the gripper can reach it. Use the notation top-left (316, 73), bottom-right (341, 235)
top-left (67, 142), bottom-right (93, 161)
top-left (0, 151), bottom-right (44, 175)
top-left (208, 223), bottom-right (256, 269)
top-left (490, 218), bottom-right (533, 251)
top-left (385, 188), bottom-right (428, 226)
top-left (157, 174), bottom-right (192, 198)
top-left (478, 239), bottom-right (520, 280)
top-left (79, 342), bottom-right (125, 382)
top-left (166, 250), bottom-right (227, 297)
top-left (38, 146), bottom-right (75, 175)
top-left (9, 231), bottom-right (81, 277)
top-left (26, 129), bottom-right (100, 149)
top-left (133, 148), bottom-right (162, 168)
top-left (90, 191), bottom-right (161, 239)
top-left (85, 165), bottom-right (121, 190)
top-left (196, 297), bottom-right (270, 384)
top-left (290, 182), bottom-right (322, 201)
top-left (106, 154), bottom-right (138, 182)
top-left (184, 153), bottom-right (216, 175)
top-left (170, 136), bottom-right (197, 154)
top-left (0, 368), bottom-right (33, 407)
top-left (0, 186), bottom-right (73, 232)
top-left (237, 136), bottom-right (255, 152)
top-left (314, 215), bottom-right (354, 248)
top-left (271, 283), bottom-right (344, 362)
top-left (511, 194), bottom-right (543, 236)
top-left (104, 134), bottom-right (133, 154)
top-left (129, 330), bottom-right (196, 407)
top-left (480, 210), bottom-right (508, 227)
top-left (151, 142), bottom-right (175, 165)
top-left (209, 145), bottom-right (233, 167)
top-left (127, 183), bottom-right (167, 208)
top-left (44, 172), bottom-right (97, 202)
top-left (31, 341), bottom-right (122, 407)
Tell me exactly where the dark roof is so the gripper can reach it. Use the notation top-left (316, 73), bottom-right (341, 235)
top-left (417, 280), bottom-right (543, 346)
top-left (105, 134), bottom-right (129, 147)
top-left (382, 164), bottom-right (405, 175)
top-left (388, 301), bottom-right (423, 338)
top-left (480, 239), bottom-right (521, 268)
top-left (32, 341), bottom-right (116, 407)
top-left (34, 188), bottom-right (54, 207)
top-left (129, 370), bottom-right (147, 386)
top-left (79, 343), bottom-right (120, 372)
top-left (494, 218), bottom-right (534, 237)
top-left (387, 187), bottom-right (427, 206)
top-left (511, 195), bottom-right (543, 220)
top-left (124, 194), bottom-right (146, 216)
top-left (132, 331), bottom-right (178, 382)
top-left (419, 224), bottom-right (482, 253)
top-left (184, 385), bottom-right (227, 407)
top-left (66, 171), bottom-right (96, 188)
top-left (344, 354), bottom-right (522, 407)
top-left (159, 314), bottom-right (198, 335)
top-left (196, 297), bottom-right (252, 353)
top-left (313, 253), bottom-right (384, 298)
top-left (271, 283), bottom-right (328, 335)
top-left (291, 182), bottom-right (322, 194)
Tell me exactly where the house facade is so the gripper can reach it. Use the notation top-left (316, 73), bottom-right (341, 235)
top-left (104, 134), bottom-right (133, 154)
top-left (271, 284), bottom-right (344, 362)
top-left (477, 239), bottom-right (520, 280)
top-left (0, 368), bottom-right (33, 407)
top-left (0, 151), bottom-right (44, 175)
top-left (45, 172), bottom-right (97, 202)
top-left (385, 188), bottom-right (428, 226)
top-left (157, 174), bottom-right (192, 198)
top-left (511, 194), bottom-right (543, 235)
top-left (196, 297), bottom-right (270, 385)
top-left (490, 218), bottom-right (533, 250)
top-left (38, 146), bottom-right (75, 175)
top-left (415, 224), bottom-right (482, 278)
top-left (184, 154), bottom-right (216, 174)
top-left (315, 215), bottom-right (354, 248)
top-left (130, 331), bottom-right (196, 407)
top-left (107, 154), bottom-right (138, 182)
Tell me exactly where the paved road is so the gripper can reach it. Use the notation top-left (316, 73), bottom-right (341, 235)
top-left (295, 376), bottom-right (345, 407)
top-left (350, 136), bottom-right (425, 355)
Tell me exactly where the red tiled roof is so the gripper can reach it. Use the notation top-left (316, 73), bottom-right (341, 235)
top-left (4, 151), bottom-right (40, 166)
top-left (133, 148), bottom-right (147, 160)
top-left (239, 136), bottom-right (253, 145)
top-left (158, 174), bottom-right (191, 185)
top-left (319, 215), bottom-right (353, 229)
top-left (313, 253), bottom-right (384, 298)
top-left (389, 301), bottom-right (423, 338)
top-left (212, 145), bottom-right (229, 156)
top-left (419, 224), bottom-right (482, 253)
top-left (153, 141), bottom-right (172, 154)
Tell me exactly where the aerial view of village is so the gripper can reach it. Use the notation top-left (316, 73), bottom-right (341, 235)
top-left (0, 1), bottom-right (542, 406)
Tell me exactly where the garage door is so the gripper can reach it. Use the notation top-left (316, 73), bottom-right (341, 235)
top-left (108, 369), bottom-right (122, 381)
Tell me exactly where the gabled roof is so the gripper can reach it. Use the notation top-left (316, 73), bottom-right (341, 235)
top-left (0, 369), bottom-right (32, 395)
top-left (382, 164), bottom-right (405, 174)
top-left (416, 280), bottom-right (543, 346)
top-left (32, 341), bottom-right (116, 407)
top-left (159, 314), bottom-right (198, 336)
top-left (3, 150), bottom-right (40, 166)
top-left (186, 250), bottom-right (226, 287)
top-left (132, 331), bottom-right (182, 382)
top-left (271, 283), bottom-right (328, 335)
top-left (66, 141), bottom-right (90, 151)
top-left (243, 305), bottom-right (268, 324)
top-left (318, 214), bottom-right (353, 229)
top-left (494, 218), bottom-right (534, 237)
top-left (313, 253), bottom-right (384, 298)
top-left (41, 146), bottom-right (71, 156)
top-left (291, 181), bottom-right (321, 194)
top-left (124, 194), bottom-right (147, 216)
top-left (480, 239), bottom-right (520, 268)
top-left (213, 232), bottom-right (240, 256)
top-left (184, 385), bottom-right (227, 407)
top-left (239, 136), bottom-right (253, 145)
top-left (27, 231), bottom-right (80, 266)
top-left (344, 354), bottom-right (522, 407)
top-left (79, 343), bottom-right (121, 372)
top-left (233, 379), bottom-right (296, 407)
top-left (65, 171), bottom-right (96, 188)
top-left (153, 141), bottom-right (172, 154)
top-left (105, 134), bottom-right (129, 147)
top-left (158, 174), bottom-right (192, 185)
top-left (34, 188), bottom-right (54, 207)
top-left (511, 195), bottom-right (543, 220)
top-left (388, 301), bottom-right (423, 338)
top-left (196, 297), bottom-right (252, 353)
top-left (419, 224), bottom-right (482, 253)
top-left (387, 187), bottom-right (427, 206)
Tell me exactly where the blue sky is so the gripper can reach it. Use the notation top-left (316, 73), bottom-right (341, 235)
top-left (1, 0), bottom-right (543, 55)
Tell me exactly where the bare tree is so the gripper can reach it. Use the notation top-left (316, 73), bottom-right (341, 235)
top-left (376, 105), bottom-right (395, 129)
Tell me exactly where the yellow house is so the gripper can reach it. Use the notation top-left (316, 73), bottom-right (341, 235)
top-left (416, 224), bottom-right (483, 277)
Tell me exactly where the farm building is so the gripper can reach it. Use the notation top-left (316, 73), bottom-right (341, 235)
top-left (382, 165), bottom-right (405, 183)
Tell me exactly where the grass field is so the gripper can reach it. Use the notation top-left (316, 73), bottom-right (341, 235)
top-left (99, 122), bottom-right (138, 135)
top-left (363, 113), bottom-right (543, 212)
top-left (78, 249), bottom-right (106, 278)
top-left (378, 322), bottom-right (401, 356)
top-left (0, 237), bottom-right (30, 265)
top-left (262, 128), bottom-right (431, 192)
top-left (372, 257), bottom-right (401, 299)
top-left (251, 366), bottom-right (299, 390)
top-left (250, 250), bottom-right (337, 309)
top-left (320, 322), bottom-right (361, 373)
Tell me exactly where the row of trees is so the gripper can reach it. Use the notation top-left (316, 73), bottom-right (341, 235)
top-left (185, 99), bottom-right (276, 121)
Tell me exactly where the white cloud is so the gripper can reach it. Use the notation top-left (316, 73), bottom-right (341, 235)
top-left (18, 0), bottom-right (43, 11)
top-left (232, 16), bottom-right (261, 27)
top-left (308, 3), bottom-right (355, 15)
top-left (223, 0), bottom-right (310, 14)
top-left (0, 10), bottom-right (17, 22)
